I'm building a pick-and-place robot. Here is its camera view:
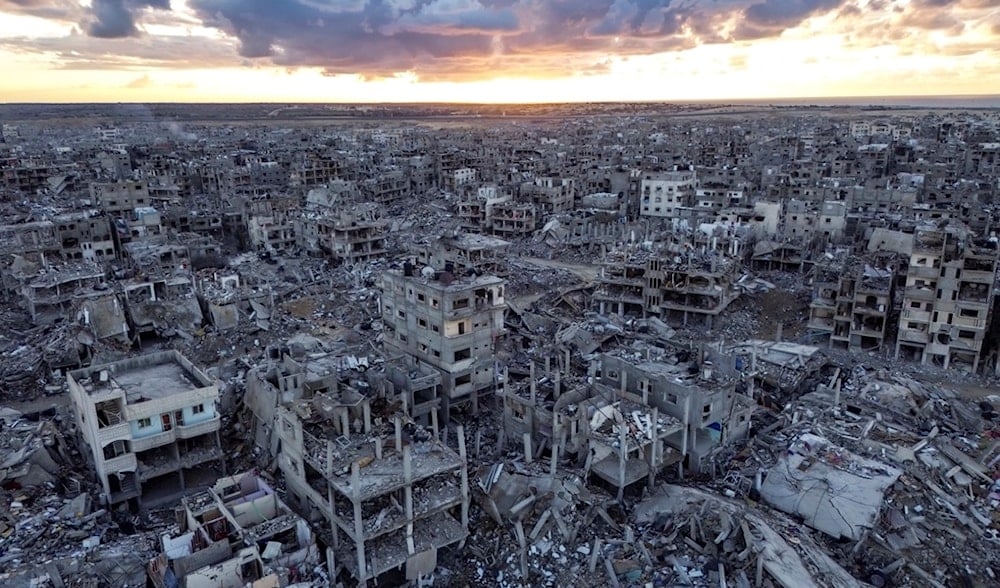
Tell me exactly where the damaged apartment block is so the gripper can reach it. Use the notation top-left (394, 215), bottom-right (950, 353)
top-left (67, 351), bottom-right (225, 511)
top-left (275, 392), bottom-right (469, 584)
top-left (896, 225), bottom-right (1000, 372)
top-left (149, 470), bottom-right (319, 588)
top-left (596, 245), bottom-right (740, 328)
top-left (380, 261), bottom-right (507, 419)
top-left (501, 345), bottom-right (754, 501)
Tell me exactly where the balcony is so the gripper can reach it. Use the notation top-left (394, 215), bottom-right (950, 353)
top-left (904, 286), bottom-right (936, 301)
top-left (807, 318), bottom-right (834, 331)
top-left (180, 446), bottom-right (223, 468)
top-left (898, 329), bottom-right (929, 344)
top-left (96, 422), bottom-right (132, 445)
top-left (138, 459), bottom-right (179, 482)
top-left (953, 316), bottom-right (986, 329)
top-left (103, 452), bottom-right (137, 473)
top-left (132, 429), bottom-right (176, 452)
top-left (907, 265), bottom-right (941, 280)
top-left (176, 416), bottom-right (221, 440)
top-left (960, 269), bottom-right (995, 283)
top-left (901, 309), bottom-right (931, 323)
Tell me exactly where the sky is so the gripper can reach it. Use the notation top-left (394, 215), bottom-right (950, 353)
top-left (0, 0), bottom-right (998, 103)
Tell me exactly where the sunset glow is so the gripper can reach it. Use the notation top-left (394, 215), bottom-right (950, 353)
top-left (0, 0), bottom-right (998, 103)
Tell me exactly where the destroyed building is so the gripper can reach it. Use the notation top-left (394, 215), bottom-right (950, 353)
top-left (276, 394), bottom-right (469, 584)
top-left (896, 225), bottom-right (1000, 371)
top-left (595, 247), bottom-right (740, 327)
top-left (148, 470), bottom-right (319, 588)
top-left (67, 351), bottom-right (224, 510)
top-left (380, 264), bottom-right (506, 417)
top-left (2, 103), bottom-right (1000, 588)
top-left (592, 349), bottom-right (754, 475)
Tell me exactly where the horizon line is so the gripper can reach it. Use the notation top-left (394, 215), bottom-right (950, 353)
top-left (2, 93), bottom-right (1000, 108)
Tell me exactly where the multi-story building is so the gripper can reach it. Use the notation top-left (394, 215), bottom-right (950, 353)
top-left (830, 262), bottom-right (895, 351)
top-left (521, 176), bottom-right (575, 215)
top-left (489, 201), bottom-right (536, 237)
top-left (67, 351), bottom-right (224, 510)
top-left (316, 204), bottom-right (388, 264)
top-left (22, 261), bottom-right (106, 324)
top-left (592, 349), bottom-right (754, 475)
top-left (90, 180), bottom-right (152, 215)
top-left (380, 265), bottom-right (506, 415)
top-left (639, 170), bottom-right (697, 218)
top-left (275, 395), bottom-right (468, 584)
top-left (895, 227), bottom-right (1000, 371)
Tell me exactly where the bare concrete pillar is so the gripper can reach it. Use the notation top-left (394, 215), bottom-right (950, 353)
top-left (523, 432), bottom-right (533, 464)
top-left (375, 437), bottom-right (383, 460)
top-left (327, 485), bottom-right (340, 548)
top-left (457, 424), bottom-right (469, 528)
top-left (617, 423), bottom-right (627, 502)
top-left (326, 440), bottom-right (334, 476)
top-left (326, 546), bottom-right (337, 583)
top-left (351, 462), bottom-right (366, 582)
top-left (363, 401), bottom-right (371, 433)
top-left (530, 361), bottom-right (537, 405)
top-left (339, 410), bottom-right (349, 437)
top-left (550, 436), bottom-right (559, 479)
top-left (649, 406), bottom-right (659, 489)
top-left (394, 416), bottom-right (402, 451)
top-left (403, 444), bottom-right (414, 555)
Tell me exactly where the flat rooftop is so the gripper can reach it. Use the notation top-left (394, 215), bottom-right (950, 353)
top-left (441, 233), bottom-right (511, 250)
top-left (70, 351), bottom-right (212, 399)
top-left (384, 268), bottom-right (504, 291)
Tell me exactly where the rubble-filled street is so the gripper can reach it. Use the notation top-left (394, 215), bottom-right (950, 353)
top-left (1, 102), bottom-right (1000, 587)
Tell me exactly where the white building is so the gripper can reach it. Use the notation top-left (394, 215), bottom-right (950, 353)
top-left (639, 170), bottom-right (697, 218)
top-left (68, 350), bottom-right (224, 510)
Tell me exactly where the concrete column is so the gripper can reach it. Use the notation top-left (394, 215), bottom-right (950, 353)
top-left (363, 401), bottom-right (372, 434)
top-left (394, 417), bottom-right (402, 451)
top-left (326, 440), bottom-right (334, 476)
top-left (327, 484), bottom-right (340, 548)
top-left (457, 424), bottom-right (469, 529)
top-left (529, 361), bottom-right (537, 404)
top-left (403, 445), bottom-right (414, 555)
top-left (617, 423), bottom-right (627, 502)
top-left (340, 411), bottom-right (350, 437)
top-left (523, 432), bottom-right (533, 464)
top-left (351, 462), bottom-right (366, 582)
top-left (648, 406), bottom-right (659, 490)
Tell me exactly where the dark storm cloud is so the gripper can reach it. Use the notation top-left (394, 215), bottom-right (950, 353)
top-left (86, 0), bottom-right (172, 38)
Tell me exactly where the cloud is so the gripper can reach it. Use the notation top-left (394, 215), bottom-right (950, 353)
top-left (85, 0), bottom-right (171, 39)
top-left (125, 73), bottom-right (152, 87)
top-left (0, 0), bottom-right (81, 20)
top-left (3, 0), bottom-right (998, 81)
top-left (0, 32), bottom-right (240, 70)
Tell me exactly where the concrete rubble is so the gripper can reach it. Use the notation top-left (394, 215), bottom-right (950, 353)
top-left (1, 102), bottom-right (1000, 586)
